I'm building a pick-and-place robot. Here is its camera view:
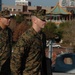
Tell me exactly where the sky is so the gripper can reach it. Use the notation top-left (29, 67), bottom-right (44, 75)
top-left (2, 0), bottom-right (59, 7)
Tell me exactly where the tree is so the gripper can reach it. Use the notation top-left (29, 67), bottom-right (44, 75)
top-left (59, 20), bottom-right (75, 48)
top-left (14, 13), bottom-right (25, 24)
top-left (43, 21), bottom-right (57, 40)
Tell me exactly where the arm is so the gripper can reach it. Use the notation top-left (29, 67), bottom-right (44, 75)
top-left (10, 27), bottom-right (37, 75)
top-left (11, 38), bottom-right (24, 75)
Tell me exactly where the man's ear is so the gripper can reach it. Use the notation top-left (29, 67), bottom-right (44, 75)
top-left (34, 17), bottom-right (38, 24)
top-left (31, 16), bottom-right (37, 23)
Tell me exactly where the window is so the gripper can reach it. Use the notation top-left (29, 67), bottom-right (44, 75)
top-left (62, 0), bottom-right (67, 6)
top-left (18, 9), bottom-right (21, 11)
top-left (64, 57), bottom-right (72, 65)
top-left (13, 9), bottom-right (16, 11)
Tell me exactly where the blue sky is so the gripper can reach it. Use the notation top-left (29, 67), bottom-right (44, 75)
top-left (2, 0), bottom-right (59, 7)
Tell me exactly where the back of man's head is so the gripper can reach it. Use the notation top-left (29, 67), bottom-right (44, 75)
top-left (0, 10), bottom-right (10, 18)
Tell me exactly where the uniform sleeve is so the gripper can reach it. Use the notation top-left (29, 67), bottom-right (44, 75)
top-left (10, 27), bottom-right (37, 75)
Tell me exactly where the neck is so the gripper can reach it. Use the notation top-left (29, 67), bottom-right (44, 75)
top-left (32, 24), bottom-right (41, 32)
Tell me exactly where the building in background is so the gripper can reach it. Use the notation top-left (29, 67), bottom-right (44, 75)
top-left (59, 0), bottom-right (75, 19)
top-left (0, 0), bottom-right (2, 11)
top-left (15, 0), bottom-right (31, 6)
top-left (59, 0), bottom-right (75, 7)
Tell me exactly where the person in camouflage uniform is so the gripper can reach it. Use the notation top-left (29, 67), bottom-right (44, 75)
top-left (0, 10), bottom-right (12, 75)
top-left (10, 15), bottom-right (46, 75)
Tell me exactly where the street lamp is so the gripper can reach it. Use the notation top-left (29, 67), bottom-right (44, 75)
top-left (46, 40), bottom-right (53, 75)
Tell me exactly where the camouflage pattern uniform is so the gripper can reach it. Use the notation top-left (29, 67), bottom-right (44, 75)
top-left (11, 27), bottom-right (44, 75)
top-left (0, 27), bottom-right (12, 75)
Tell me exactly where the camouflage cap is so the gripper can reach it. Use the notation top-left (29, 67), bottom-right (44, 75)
top-left (32, 10), bottom-right (45, 21)
top-left (0, 10), bottom-right (11, 18)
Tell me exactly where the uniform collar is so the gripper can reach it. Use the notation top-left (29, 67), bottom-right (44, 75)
top-left (0, 26), bottom-right (8, 31)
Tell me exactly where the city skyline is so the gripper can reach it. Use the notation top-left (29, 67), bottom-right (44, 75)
top-left (2, 0), bottom-right (59, 7)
